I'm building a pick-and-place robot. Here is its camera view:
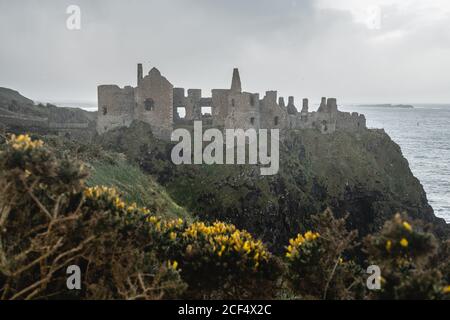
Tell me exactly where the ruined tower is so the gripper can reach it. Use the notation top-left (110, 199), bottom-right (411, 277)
top-left (230, 68), bottom-right (242, 93)
top-left (318, 97), bottom-right (327, 112)
top-left (286, 96), bottom-right (297, 114)
top-left (137, 63), bottom-right (143, 86)
top-left (326, 98), bottom-right (338, 113)
top-left (278, 97), bottom-right (286, 109)
top-left (302, 98), bottom-right (309, 113)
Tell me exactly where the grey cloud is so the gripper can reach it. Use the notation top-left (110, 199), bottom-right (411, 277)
top-left (0, 0), bottom-right (449, 104)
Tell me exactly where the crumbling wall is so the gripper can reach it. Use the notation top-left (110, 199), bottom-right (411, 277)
top-left (173, 87), bottom-right (185, 121)
top-left (96, 65), bottom-right (369, 140)
top-left (259, 91), bottom-right (287, 130)
top-left (224, 92), bottom-right (260, 130)
top-left (0, 114), bottom-right (48, 128)
top-left (97, 85), bottom-right (134, 134)
top-left (336, 112), bottom-right (367, 131)
top-left (135, 68), bottom-right (173, 139)
top-left (211, 89), bottom-right (230, 127)
top-left (185, 89), bottom-right (202, 121)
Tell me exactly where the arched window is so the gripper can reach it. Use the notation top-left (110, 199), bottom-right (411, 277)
top-left (231, 99), bottom-right (235, 107)
top-left (274, 116), bottom-right (279, 126)
top-left (102, 106), bottom-right (108, 115)
top-left (144, 98), bottom-right (155, 111)
top-left (250, 117), bottom-right (255, 125)
top-left (250, 96), bottom-right (255, 106)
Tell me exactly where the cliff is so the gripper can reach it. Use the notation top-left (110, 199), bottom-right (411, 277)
top-left (97, 121), bottom-right (449, 251)
top-left (0, 87), bottom-right (96, 138)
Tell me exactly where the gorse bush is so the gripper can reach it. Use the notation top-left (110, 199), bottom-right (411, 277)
top-left (0, 134), bottom-right (279, 299)
top-left (364, 213), bottom-right (448, 299)
top-left (147, 218), bottom-right (281, 298)
top-left (0, 134), bottom-right (185, 299)
top-left (284, 211), bottom-right (365, 299)
top-left (0, 134), bottom-right (448, 300)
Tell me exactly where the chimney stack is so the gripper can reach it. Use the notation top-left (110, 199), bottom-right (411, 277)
top-left (318, 97), bottom-right (327, 112)
top-left (278, 97), bottom-right (286, 108)
top-left (287, 96), bottom-right (297, 114)
top-left (230, 68), bottom-right (242, 93)
top-left (302, 98), bottom-right (309, 113)
top-left (137, 63), bottom-right (143, 86)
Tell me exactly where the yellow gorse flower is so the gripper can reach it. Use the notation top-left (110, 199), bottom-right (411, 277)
top-left (400, 238), bottom-right (408, 247)
top-left (127, 202), bottom-right (138, 213)
top-left (386, 240), bottom-right (392, 252)
top-left (167, 260), bottom-right (179, 271)
top-left (8, 134), bottom-right (44, 151)
top-left (443, 285), bottom-right (450, 294)
top-left (402, 221), bottom-right (412, 232)
top-left (84, 185), bottom-right (118, 199)
top-left (154, 218), bottom-right (184, 232)
top-left (83, 186), bottom-right (148, 214)
top-left (285, 231), bottom-right (320, 260)
top-left (180, 221), bottom-right (269, 268)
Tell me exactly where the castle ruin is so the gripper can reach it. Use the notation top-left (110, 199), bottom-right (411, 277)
top-left (97, 65), bottom-right (367, 139)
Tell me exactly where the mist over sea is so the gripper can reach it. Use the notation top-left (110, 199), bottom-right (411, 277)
top-left (57, 101), bottom-right (450, 223)
top-left (341, 104), bottom-right (450, 223)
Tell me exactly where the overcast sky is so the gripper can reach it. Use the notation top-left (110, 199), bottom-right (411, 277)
top-left (1, 0), bottom-right (450, 104)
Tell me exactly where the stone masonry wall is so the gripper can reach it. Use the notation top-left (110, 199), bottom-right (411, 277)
top-left (96, 65), bottom-right (368, 140)
top-left (97, 85), bottom-right (134, 134)
top-left (135, 68), bottom-right (173, 139)
top-left (225, 92), bottom-right (260, 130)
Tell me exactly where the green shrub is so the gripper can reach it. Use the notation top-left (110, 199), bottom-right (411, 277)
top-left (1, 134), bottom-right (448, 300)
top-left (284, 211), bottom-right (365, 299)
top-left (0, 134), bottom-right (185, 299)
top-left (364, 213), bottom-right (447, 299)
top-left (87, 161), bottom-right (191, 221)
top-left (147, 217), bottom-right (282, 299)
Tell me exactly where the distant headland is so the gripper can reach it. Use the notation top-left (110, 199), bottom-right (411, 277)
top-left (357, 104), bottom-right (414, 109)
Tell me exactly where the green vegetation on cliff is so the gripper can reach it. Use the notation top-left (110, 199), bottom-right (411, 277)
top-left (96, 121), bottom-right (448, 251)
top-left (88, 160), bottom-right (191, 221)
top-left (0, 134), bottom-right (448, 300)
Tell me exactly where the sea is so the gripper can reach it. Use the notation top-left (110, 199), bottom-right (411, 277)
top-left (57, 101), bottom-right (450, 223)
top-left (341, 104), bottom-right (450, 223)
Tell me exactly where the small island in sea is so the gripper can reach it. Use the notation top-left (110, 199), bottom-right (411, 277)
top-left (357, 104), bottom-right (414, 109)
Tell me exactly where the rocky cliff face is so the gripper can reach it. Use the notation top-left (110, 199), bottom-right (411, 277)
top-left (97, 121), bottom-right (449, 251)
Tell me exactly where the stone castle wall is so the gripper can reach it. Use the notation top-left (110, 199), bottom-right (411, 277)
top-left (135, 68), bottom-right (173, 139)
top-left (97, 65), bottom-right (367, 140)
top-left (97, 85), bottom-right (134, 134)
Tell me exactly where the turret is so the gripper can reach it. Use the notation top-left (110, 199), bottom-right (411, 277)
top-left (287, 96), bottom-right (297, 114)
top-left (326, 98), bottom-right (338, 113)
top-left (137, 63), bottom-right (143, 86)
top-left (318, 97), bottom-right (327, 112)
top-left (278, 97), bottom-right (286, 108)
top-left (302, 98), bottom-right (309, 113)
top-left (230, 68), bottom-right (242, 93)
